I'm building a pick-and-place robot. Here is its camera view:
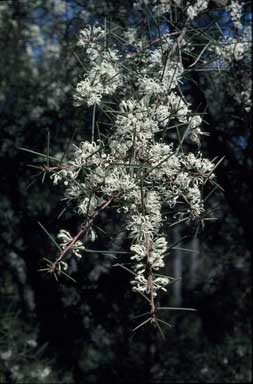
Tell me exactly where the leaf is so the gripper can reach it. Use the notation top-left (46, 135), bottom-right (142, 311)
top-left (156, 320), bottom-right (166, 340)
top-left (176, 125), bottom-right (183, 153)
top-left (157, 307), bottom-right (197, 312)
top-left (131, 312), bottom-right (151, 320)
top-left (60, 125), bottom-right (79, 163)
top-left (91, 103), bottom-right (96, 142)
top-left (210, 179), bottom-right (225, 192)
top-left (41, 171), bottom-right (46, 184)
top-left (172, 247), bottom-right (200, 254)
top-left (208, 155), bottom-right (225, 177)
top-left (47, 129), bottom-right (50, 167)
top-left (18, 147), bottom-right (60, 162)
top-left (156, 318), bottom-right (172, 328)
top-left (61, 271), bottom-right (77, 283)
top-left (38, 222), bottom-right (62, 251)
top-left (168, 217), bottom-right (188, 228)
top-left (132, 317), bottom-right (151, 332)
top-left (167, 235), bottom-right (188, 249)
top-left (203, 185), bottom-right (218, 202)
top-left (113, 263), bottom-right (137, 277)
top-left (85, 248), bottom-right (129, 256)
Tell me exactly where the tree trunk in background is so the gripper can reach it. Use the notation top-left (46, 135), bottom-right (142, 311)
top-left (189, 236), bottom-right (200, 289)
top-left (173, 227), bottom-right (183, 305)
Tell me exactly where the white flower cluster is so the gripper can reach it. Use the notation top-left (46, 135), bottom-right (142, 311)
top-left (187, 0), bottom-right (209, 20)
top-left (188, 115), bottom-right (205, 145)
top-left (77, 25), bottom-right (105, 49)
top-left (128, 192), bottom-right (169, 295)
top-left (57, 229), bottom-right (85, 259)
top-left (132, 44), bottom-right (184, 94)
top-left (227, 0), bottom-right (242, 30)
top-left (50, 23), bottom-right (217, 300)
top-left (211, 27), bottom-right (252, 112)
top-left (145, 147), bottom-right (215, 216)
top-left (74, 26), bottom-right (122, 106)
top-left (133, 0), bottom-right (211, 19)
top-left (115, 99), bottom-right (159, 145)
top-left (134, 0), bottom-right (184, 16)
top-left (52, 142), bottom-right (214, 296)
top-left (215, 37), bottom-right (246, 63)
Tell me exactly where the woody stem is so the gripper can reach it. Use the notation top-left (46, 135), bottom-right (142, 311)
top-left (145, 234), bottom-right (156, 324)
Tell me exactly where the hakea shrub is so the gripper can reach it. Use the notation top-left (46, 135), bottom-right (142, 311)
top-left (41, 0), bottom-right (239, 327)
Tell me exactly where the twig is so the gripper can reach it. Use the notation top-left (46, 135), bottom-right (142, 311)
top-left (50, 192), bottom-right (121, 272)
top-left (145, 234), bottom-right (156, 324)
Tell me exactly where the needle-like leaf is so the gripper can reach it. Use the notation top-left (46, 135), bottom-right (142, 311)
top-left (38, 222), bottom-right (62, 251)
top-left (132, 317), bottom-right (152, 332)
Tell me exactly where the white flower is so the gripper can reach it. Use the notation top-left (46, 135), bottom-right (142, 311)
top-left (175, 172), bottom-right (191, 189)
top-left (109, 140), bottom-right (132, 158)
top-left (153, 276), bottom-right (170, 292)
top-left (74, 141), bottom-right (101, 165)
top-left (183, 153), bottom-right (214, 175)
top-left (189, 115), bottom-right (202, 129)
top-left (130, 244), bottom-right (146, 261)
top-left (124, 28), bottom-right (138, 45)
top-left (145, 191), bottom-right (161, 215)
top-left (74, 54), bottom-right (122, 107)
top-left (65, 183), bottom-right (83, 199)
top-left (186, 185), bottom-right (204, 217)
top-left (155, 104), bottom-right (171, 127)
top-left (77, 25), bottom-right (105, 48)
top-left (139, 77), bottom-right (162, 95)
top-left (149, 236), bottom-right (167, 269)
top-left (78, 195), bottom-right (98, 215)
top-left (56, 260), bottom-right (68, 272)
top-left (127, 213), bottom-right (160, 241)
top-left (57, 230), bottom-right (85, 258)
top-left (74, 76), bottom-right (103, 106)
top-left (187, 0), bottom-right (209, 20)
top-left (101, 167), bottom-right (137, 194)
top-left (131, 273), bottom-right (148, 293)
top-left (115, 98), bottom-right (159, 144)
top-left (134, 0), bottom-right (184, 15)
top-left (227, 0), bottom-right (242, 30)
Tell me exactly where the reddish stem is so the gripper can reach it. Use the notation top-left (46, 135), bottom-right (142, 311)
top-left (51, 192), bottom-right (120, 271)
top-left (145, 234), bottom-right (156, 324)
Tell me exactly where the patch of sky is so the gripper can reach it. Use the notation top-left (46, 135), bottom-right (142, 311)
top-left (180, 78), bottom-right (191, 93)
top-left (244, 11), bottom-right (252, 23)
top-left (145, 17), bottom-right (170, 47)
top-left (234, 135), bottom-right (247, 150)
top-left (192, 8), bottom-right (233, 38)
top-left (153, 21), bottom-right (170, 36)
top-left (29, 44), bottom-right (42, 62)
top-left (231, 135), bottom-right (248, 160)
top-left (28, 0), bottom-right (79, 62)
top-left (32, 6), bottom-right (46, 25)
top-left (60, 0), bottom-right (80, 22)
top-left (33, 5), bottom-right (53, 27)
top-left (128, 14), bottom-right (139, 26)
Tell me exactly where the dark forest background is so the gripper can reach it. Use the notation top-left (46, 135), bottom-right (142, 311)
top-left (0, 0), bottom-right (252, 383)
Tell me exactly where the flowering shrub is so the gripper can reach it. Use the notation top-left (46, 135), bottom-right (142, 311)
top-left (40, 0), bottom-right (248, 330)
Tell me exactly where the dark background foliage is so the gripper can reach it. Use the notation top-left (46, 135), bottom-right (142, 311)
top-left (0, 0), bottom-right (251, 382)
